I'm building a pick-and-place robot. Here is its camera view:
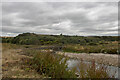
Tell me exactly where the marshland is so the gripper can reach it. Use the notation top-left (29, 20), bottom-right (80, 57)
top-left (1, 2), bottom-right (119, 79)
top-left (1, 33), bottom-right (120, 78)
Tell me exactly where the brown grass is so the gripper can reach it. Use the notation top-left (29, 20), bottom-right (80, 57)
top-left (2, 43), bottom-right (42, 78)
top-left (73, 59), bottom-right (113, 78)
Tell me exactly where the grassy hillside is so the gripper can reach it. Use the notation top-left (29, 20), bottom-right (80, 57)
top-left (2, 32), bottom-right (118, 45)
top-left (2, 33), bottom-right (119, 54)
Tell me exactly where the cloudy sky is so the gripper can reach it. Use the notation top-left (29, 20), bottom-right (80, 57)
top-left (2, 2), bottom-right (118, 36)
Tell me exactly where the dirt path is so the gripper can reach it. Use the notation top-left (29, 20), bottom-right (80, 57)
top-left (2, 48), bottom-right (42, 78)
top-left (57, 52), bottom-right (120, 67)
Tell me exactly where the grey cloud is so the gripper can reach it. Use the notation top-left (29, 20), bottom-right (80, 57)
top-left (2, 2), bottom-right (118, 36)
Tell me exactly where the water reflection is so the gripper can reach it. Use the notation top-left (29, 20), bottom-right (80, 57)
top-left (66, 59), bottom-right (120, 78)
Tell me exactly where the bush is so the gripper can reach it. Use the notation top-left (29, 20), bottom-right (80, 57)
top-left (63, 43), bottom-right (118, 54)
top-left (30, 52), bottom-right (77, 78)
top-left (88, 42), bottom-right (98, 45)
top-left (22, 48), bottom-right (114, 78)
top-left (104, 48), bottom-right (118, 54)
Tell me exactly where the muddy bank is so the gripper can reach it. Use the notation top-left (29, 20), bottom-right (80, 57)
top-left (57, 52), bottom-right (120, 67)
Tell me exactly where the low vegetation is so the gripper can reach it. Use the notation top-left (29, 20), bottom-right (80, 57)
top-left (2, 32), bottom-right (119, 78)
top-left (2, 43), bottom-right (22, 53)
top-left (63, 42), bottom-right (119, 54)
top-left (2, 32), bottom-right (119, 54)
top-left (2, 32), bottom-right (118, 45)
top-left (23, 49), bottom-right (112, 78)
top-left (73, 59), bottom-right (111, 78)
top-left (26, 51), bottom-right (77, 78)
top-left (2, 43), bottom-right (43, 78)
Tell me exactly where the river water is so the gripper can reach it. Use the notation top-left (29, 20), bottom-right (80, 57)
top-left (66, 59), bottom-right (120, 78)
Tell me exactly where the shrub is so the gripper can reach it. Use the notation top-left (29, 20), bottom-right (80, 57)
top-left (63, 43), bottom-right (118, 54)
top-left (88, 42), bottom-right (98, 45)
top-left (30, 52), bottom-right (77, 78)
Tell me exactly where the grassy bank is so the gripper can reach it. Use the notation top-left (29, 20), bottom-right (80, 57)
top-left (25, 50), bottom-right (77, 78)
top-left (2, 43), bottom-right (43, 78)
top-left (24, 49), bottom-right (112, 78)
top-left (2, 43), bottom-right (115, 78)
top-left (63, 42), bottom-right (119, 54)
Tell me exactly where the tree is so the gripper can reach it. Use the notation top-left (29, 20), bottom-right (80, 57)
top-left (60, 33), bottom-right (63, 36)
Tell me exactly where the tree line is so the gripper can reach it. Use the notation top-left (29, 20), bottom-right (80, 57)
top-left (2, 33), bottom-right (118, 45)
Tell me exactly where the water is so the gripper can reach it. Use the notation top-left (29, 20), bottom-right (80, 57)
top-left (66, 59), bottom-right (120, 78)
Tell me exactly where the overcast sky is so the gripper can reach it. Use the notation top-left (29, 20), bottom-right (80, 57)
top-left (2, 2), bottom-right (118, 36)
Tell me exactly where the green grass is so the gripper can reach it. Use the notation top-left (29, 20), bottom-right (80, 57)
top-left (63, 42), bottom-right (119, 54)
top-left (29, 51), bottom-right (77, 78)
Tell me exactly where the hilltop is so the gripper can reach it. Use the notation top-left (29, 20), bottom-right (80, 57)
top-left (2, 32), bottom-right (118, 45)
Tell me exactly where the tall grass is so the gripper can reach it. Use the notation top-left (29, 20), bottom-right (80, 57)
top-left (63, 42), bottom-right (118, 54)
top-left (29, 51), bottom-right (77, 78)
top-left (3, 43), bottom-right (114, 78)
top-left (73, 59), bottom-right (111, 78)
top-left (2, 43), bottom-right (22, 52)
top-left (25, 50), bottom-right (113, 78)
